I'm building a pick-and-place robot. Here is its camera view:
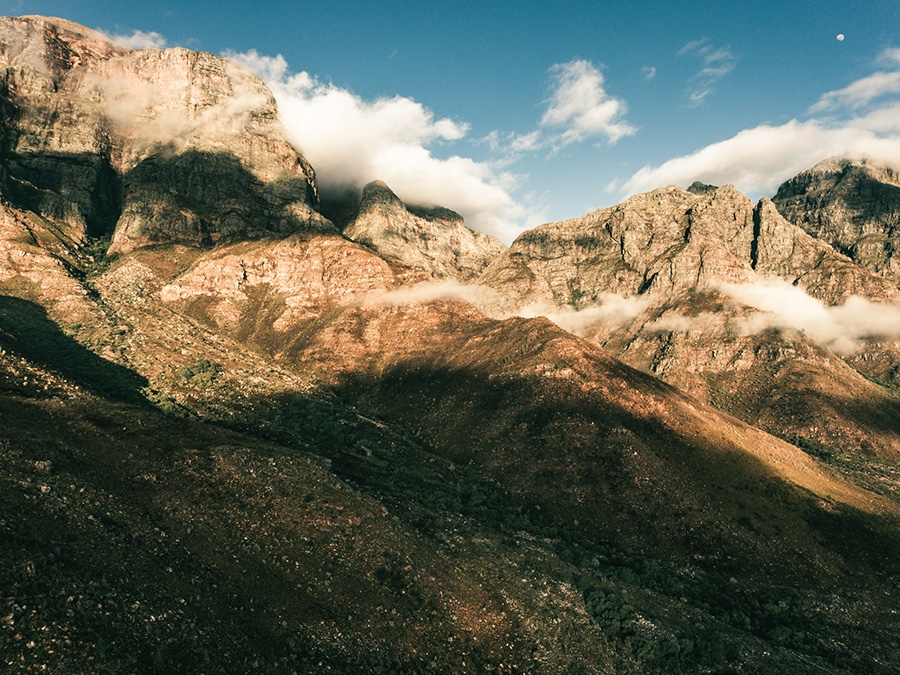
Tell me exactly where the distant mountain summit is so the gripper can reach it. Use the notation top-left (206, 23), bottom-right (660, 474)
top-left (773, 156), bottom-right (900, 284)
top-left (342, 180), bottom-right (506, 282)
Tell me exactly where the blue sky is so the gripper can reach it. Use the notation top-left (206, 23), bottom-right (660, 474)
top-left (5, 0), bottom-right (900, 241)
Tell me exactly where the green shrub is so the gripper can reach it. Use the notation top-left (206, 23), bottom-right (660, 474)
top-left (181, 358), bottom-right (221, 387)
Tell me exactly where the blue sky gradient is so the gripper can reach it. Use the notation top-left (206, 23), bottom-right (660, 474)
top-left (4, 0), bottom-right (900, 241)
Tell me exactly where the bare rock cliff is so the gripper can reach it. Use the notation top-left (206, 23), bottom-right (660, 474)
top-left (480, 183), bottom-right (891, 311)
top-left (342, 180), bottom-right (506, 282)
top-left (0, 15), bottom-right (331, 254)
top-left (773, 156), bottom-right (900, 285)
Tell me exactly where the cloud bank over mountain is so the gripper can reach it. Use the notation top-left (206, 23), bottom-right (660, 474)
top-left (619, 47), bottom-right (900, 198)
top-left (227, 50), bottom-right (529, 243)
top-left (721, 280), bottom-right (900, 353)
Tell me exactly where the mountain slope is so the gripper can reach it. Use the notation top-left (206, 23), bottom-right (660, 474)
top-left (1, 16), bottom-right (900, 675)
top-left (478, 183), bottom-right (900, 458)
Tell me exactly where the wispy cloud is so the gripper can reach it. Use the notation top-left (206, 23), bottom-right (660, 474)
top-left (517, 294), bottom-right (650, 337)
top-left (810, 49), bottom-right (900, 112)
top-left (362, 280), bottom-right (502, 310)
top-left (677, 39), bottom-right (737, 106)
top-left (100, 29), bottom-right (168, 50)
top-left (227, 50), bottom-right (529, 242)
top-left (618, 46), bottom-right (900, 197)
top-left (540, 59), bottom-right (636, 146)
top-left (642, 66), bottom-right (657, 81)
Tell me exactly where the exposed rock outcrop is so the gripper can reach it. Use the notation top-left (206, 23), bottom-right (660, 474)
top-left (773, 156), bottom-right (900, 285)
top-left (342, 180), bottom-right (506, 282)
top-left (0, 15), bottom-right (331, 254)
top-left (479, 182), bottom-right (900, 456)
top-left (480, 183), bottom-right (895, 310)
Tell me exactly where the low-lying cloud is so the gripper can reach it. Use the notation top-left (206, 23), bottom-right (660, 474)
top-left (720, 279), bottom-right (900, 353)
top-left (361, 283), bottom-right (651, 339)
top-left (517, 294), bottom-right (650, 337)
top-left (226, 50), bottom-right (529, 243)
top-left (361, 281), bottom-right (503, 311)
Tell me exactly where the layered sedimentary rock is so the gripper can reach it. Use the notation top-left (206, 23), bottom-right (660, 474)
top-left (480, 183), bottom-right (896, 310)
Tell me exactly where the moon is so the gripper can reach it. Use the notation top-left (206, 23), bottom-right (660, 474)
top-left (837, 34), bottom-right (845, 41)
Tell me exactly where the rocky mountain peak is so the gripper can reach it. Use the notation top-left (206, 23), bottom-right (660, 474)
top-left (687, 180), bottom-right (719, 195)
top-left (0, 15), bottom-right (332, 254)
top-left (773, 155), bottom-right (900, 284)
top-left (342, 179), bottom-right (506, 282)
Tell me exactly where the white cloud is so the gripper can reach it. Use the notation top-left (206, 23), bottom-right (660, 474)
top-left (677, 40), bottom-right (736, 106)
top-left (100, 29), bottom-right (168, 50)
top-left (642, 66), bottom-right (657, 81)
top-left (810, 71), bottom-right (900, 113)
top-left (618, 118), bottom-right (900, 197)
top-left (877, 47), bottom-right (900, 66)
top-left (517, 294), bottom-right (650, 337)
top-left (362, 280), bottom-right (502, 310)
top-left (540, 60), bottom-right (636, 145)
top-left (720, 279), bottom-right (900, 353)
top-left (618, 47), bottom-right (900, 197)
top-left (226, 50), bottom-right (527, 242)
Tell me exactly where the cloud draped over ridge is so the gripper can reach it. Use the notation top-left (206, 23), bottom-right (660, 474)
top-left (720, 279), bottom-right (900, 353)
top-left (225, 50), bottom-right (528, 242)
top-left (540, 60), bottom-right (636, 145)
top-left (619, 46), bottom-right (900, 197)
top-left (100, 29), bottom-right (168, 50)
top-left (517, 294), bottom-right (650, 336)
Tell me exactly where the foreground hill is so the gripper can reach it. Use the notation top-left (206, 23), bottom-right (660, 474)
top-left (1, 15), bottom-right (900, 675)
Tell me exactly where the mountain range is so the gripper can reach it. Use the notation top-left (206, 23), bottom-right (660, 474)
top-left (1, 15), bottom-right (899, 674)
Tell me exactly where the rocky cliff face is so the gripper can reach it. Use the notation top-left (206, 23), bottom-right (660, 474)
top-left (478, 182), bottom-right (900, 456)
top-left (342, 180), bottom-right (506, 282)
top-left (0, 15), bottom-right (331, 254)
top-left (773, 156), bottom-right (900, 285)
top-left (480, 183), bottom-right (895, 309)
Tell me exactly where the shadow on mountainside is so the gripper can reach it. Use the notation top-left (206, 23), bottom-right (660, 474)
top-left (319, 358), bottom-right (900, 584)
top-left (1, 148), bottom-right (332, 253)
top-left (0, 294), bottom-right (147, 403)
top-left (0, 393), bottom-right (555, 674)
top-left (114, 149), bottom-right (330, 251)
top-left (4, 150), bottom-right (123, 240)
